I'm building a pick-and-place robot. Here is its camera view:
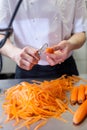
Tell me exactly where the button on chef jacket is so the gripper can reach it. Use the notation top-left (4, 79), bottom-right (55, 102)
top-left (0, 0), bottom-right (87, 65)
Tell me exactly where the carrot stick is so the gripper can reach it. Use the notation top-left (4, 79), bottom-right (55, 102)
top-left (73, 99), bottom-right (87, 125)
top-left (77, 84), bottom-right (85, 104)
top-left (70, 86), bottom-right (78, 105)
top-left (34, 119), bottom-right (47, 130)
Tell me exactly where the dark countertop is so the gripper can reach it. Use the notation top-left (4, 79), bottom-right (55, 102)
top-left (0, 74), bottom-right (87, 130)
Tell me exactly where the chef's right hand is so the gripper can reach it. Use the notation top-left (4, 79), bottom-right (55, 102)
top-left (13, 46), bottom-right (40, 70)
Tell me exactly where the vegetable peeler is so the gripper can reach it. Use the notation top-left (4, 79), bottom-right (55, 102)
top-left (38, 43), bottom-right (48, 55)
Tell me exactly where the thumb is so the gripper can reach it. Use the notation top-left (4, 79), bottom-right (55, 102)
top-left (53, 45), bottom-right (62, 51)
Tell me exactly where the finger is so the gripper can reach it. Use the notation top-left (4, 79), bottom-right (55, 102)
top-left (53, 46), bottom-right (61, 51)
top-left (19, 59), bottom-right (34, 70)
top-left (20, 51), bottom-right (39, 65)
top-left (46, 52), bottom-right (62, 61)
top-left (20, 64), bottom-right (33, 70)
top-left (46, 55), bottom-right (64, 66)
top-left (46, 56), bottom-right (57, 66)
top-left (23, 47), bottom-right (40, 60)
top-left (52, 41), bottom-right (66, 51)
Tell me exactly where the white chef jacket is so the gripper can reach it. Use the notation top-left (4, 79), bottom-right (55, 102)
top-left (0, 0), bottom-right (87, 65)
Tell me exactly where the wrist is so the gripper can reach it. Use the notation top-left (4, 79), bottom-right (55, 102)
top-left (67, 40), bottom-right (75, 51)
top-left (10, 46), bottom-right (21, 62)
top-left (67, 32), bottom-right (86, 51)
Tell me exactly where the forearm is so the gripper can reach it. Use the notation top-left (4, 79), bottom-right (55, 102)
top-left (0, 35), bottom-right (40, 70)
top-left (0, 35), bottom-right (20, 61)
top-left (67, 32), bottom-right (86, 51)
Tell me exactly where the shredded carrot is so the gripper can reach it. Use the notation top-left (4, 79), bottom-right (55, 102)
top-left (1, 75), bottom-right (81, 130)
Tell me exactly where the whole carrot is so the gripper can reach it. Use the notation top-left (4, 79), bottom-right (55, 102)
top-left (78, 84), bottom-right (85, 104)
top-left (70, 87), bottom-right (78, 105)
top-left (73, 99), bottom-right (87, 125)
top-left (84, 85), bottom-right (87, 99)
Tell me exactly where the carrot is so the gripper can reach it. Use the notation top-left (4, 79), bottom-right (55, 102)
top-left (77, 84), bottom-right (85, 104)
top-left (84, 85), bottom-right (87, 99)
top-left (73, 99), bottom-right (87, 125)
top-left (45, 47), bottom-right (54, 53)
top-left (70, 86), bottom-right (78, 105)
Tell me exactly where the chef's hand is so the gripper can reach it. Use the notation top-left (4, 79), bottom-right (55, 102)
top-left (45, 40), bottom-right (72, 66)
top-left (13, 46), bottom-right (40, 70)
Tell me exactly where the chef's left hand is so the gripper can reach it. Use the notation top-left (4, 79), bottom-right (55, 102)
top-left (45, 40), bottom-right (72, 66)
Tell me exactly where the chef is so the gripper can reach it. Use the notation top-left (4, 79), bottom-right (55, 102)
top-left (0, 0), bottom-right (87, 78)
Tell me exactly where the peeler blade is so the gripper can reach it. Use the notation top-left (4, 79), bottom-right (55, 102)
top-left (38, 43), bottom-right (48, 55)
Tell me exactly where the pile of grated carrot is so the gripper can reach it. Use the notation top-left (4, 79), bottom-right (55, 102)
top-left (1, 75), bottom-right (80, 130)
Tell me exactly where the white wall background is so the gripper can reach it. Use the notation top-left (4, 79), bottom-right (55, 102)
top-left (73, 0), bottom-right (87, 74)
top-left (73, 40), bottom-right (87, 74)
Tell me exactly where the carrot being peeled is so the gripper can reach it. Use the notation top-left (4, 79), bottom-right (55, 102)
top-left (45, 47), bottom-right (54, 53)
top-left (73, 99), bottom-right (87, 125)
